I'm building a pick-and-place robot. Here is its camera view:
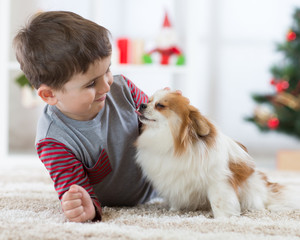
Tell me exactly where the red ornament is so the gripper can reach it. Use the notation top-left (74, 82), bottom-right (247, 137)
top-left (281, 80), bottom-right (289, 89)
top-left (267, 117), bottom-right (279, 129)
top-left (275, 80), bottom-right (289, 92)
top-left (287, 31), bottom-right (297, 41)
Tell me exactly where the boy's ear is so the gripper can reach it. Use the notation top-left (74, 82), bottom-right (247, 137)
top-left (37, 84), bottom-right (58, 105)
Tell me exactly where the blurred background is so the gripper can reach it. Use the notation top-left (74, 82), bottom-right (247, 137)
top-left (0, 0), bottom-right (299, 168)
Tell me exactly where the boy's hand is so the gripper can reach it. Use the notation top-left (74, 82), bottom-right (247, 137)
top-left (61, 184), bottom-right (96, 222)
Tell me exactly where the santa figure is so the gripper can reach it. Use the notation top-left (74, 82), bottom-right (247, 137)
top-left (145, 12), bottom-right (184, 65)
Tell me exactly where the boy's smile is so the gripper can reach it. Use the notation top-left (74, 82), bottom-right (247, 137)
top-left (53, 56), bottom-right (113, 121)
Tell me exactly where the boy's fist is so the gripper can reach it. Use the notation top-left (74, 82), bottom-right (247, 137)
top-left (61, 184), bottom-right (96, 222)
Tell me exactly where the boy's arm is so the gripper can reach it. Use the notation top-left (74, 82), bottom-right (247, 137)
top-left (122, 75), bottom-right (149, 109)
top-left (36, 138), bottom-right (102, 222)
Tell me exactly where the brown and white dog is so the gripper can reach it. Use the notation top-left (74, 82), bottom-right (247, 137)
top-left (135, 89), bottom-right (299, 218)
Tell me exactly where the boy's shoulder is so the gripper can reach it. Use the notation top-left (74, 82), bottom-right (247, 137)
top-left (35, 104), bottom-right (66, 144)
top-left (112, 74), bottom-right (129, 88)
top-left (112, 74), bottom-right (148, 110)
top-left (110, 74), bottom-right (134, 101)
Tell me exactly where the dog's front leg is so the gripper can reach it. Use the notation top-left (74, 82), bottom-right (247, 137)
top-left (207, 181), bottom-right (241, 218)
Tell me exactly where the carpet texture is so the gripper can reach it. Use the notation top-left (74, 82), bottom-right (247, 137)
top-left (0, 158), bottom-right (300, 240)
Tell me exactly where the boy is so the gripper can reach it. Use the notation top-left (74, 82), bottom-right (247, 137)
top-left (13, 11), bottom-right (156, 222)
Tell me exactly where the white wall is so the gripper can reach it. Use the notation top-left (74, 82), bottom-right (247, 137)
top-left (7, 0), bottom-right (300, 159)
top-left (0, 0), bottom-right (10, 158)
top-left (212, 0), bottom-right (300, 158)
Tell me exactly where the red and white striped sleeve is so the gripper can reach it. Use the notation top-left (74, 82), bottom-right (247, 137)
top-left (36, 138), bottom-right (102, 221)
top-left (122, 75), bottom-right (148, 109)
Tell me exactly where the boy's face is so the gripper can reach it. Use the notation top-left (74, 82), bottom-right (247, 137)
top-left (53, 56), bottom-right (113, 121)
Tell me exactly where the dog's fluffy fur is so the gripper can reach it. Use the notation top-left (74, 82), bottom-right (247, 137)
top-left (135, 89), bottom-right (300, 218)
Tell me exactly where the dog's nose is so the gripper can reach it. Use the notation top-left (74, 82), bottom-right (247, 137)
top-left (139, 103), bottom-right (147, 111)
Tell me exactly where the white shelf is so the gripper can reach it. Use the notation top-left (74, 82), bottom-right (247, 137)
top-left (111, 64), bottom-right (188, 74)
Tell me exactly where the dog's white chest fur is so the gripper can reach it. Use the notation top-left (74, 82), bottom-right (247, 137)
top-left (135, 125), bottom-right (214, 211)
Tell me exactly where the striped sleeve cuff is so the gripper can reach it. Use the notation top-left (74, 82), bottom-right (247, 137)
top-left (92, 198), bottom-right (102, 222)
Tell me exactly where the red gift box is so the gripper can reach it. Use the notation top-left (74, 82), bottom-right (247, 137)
top-left (117, 38), bottom-right (129, 64)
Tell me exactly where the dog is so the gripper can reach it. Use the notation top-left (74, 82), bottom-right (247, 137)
top-left (135, 89), bottom-right (299, 218)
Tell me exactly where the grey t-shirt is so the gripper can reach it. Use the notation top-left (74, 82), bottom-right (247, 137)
top-left (36, 75), bottom-right (155, 206)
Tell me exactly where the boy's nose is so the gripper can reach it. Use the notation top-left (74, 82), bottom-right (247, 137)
top-left (106, 74), bottom-right (113, 86)
top-left (98, 76), bottom-right (112, 93)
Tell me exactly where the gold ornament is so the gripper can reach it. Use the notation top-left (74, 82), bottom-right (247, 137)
top-left (274, 92), bottom-right (300, 110)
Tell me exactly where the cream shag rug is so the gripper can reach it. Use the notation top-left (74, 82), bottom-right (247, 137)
top-left (0, 157), bottom-right (300, 240)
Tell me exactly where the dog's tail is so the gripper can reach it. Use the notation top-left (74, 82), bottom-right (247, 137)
top-left (261, 172), bottom-right (300, 211)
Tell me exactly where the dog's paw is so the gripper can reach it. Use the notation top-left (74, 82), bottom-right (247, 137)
top-left (212, 208), bottom-right (241, 218)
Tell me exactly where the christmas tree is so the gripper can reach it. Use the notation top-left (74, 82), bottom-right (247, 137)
top-left (246, 8), bottom-right (300, 139)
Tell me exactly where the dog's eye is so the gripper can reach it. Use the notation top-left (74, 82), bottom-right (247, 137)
top-left (156, 103), bottom-right (165, 109)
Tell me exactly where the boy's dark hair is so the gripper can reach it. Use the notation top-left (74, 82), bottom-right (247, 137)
top-left (13, 11), bottom-right (112, 89)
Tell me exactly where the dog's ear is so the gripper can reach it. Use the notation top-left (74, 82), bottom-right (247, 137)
top-left (188, 106), bottom-right (210, 138)
top-left (175, 119), bottom-right (189, 156)
top-left (174, 105), bottom-right (211, 156)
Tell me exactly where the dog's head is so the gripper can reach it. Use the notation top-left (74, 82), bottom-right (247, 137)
top-left (137, 89), bottom-right (216, 155)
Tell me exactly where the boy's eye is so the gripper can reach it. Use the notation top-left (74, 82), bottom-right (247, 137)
top-left (87, 81), bottom-right (96, 88)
